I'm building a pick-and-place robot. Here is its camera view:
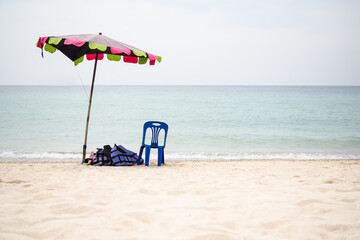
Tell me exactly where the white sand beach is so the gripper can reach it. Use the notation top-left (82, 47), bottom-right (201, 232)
top-left (0, 160), bottom-right (359, 240)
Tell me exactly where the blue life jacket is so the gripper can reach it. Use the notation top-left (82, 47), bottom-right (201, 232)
top-left (91, 144), bottom-right (143, 166)
top-left (111, 144), bottom-right (143, 166)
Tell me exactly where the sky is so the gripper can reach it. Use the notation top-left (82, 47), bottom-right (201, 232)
top-left (0, 0), bottom-right (359, 85)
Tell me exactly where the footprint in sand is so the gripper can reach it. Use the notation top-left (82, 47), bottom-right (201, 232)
top-left (125, 211), bottom-right (155, 224)
top-left (5, 179), bottom-right (23, 184)
top-left (319, 224), bottom-right (349, 232)
top-left (317, 187), bottom-right (331, 193)
top-left (335, 187), bottom-right (360, 193)
top-left (138, 188), bottom-right (158, 195)
top-left (261, 220), bottom-right (287, 229)
top-left (341, 198), bottom-right (355, 203)
top-left (167, 189), bottom-right (187, 196)
top-left (296, 199), bottom-right (323, 207)
top-left (49, 203), bottom-right (94, 215)
top-left (189, 233), bottom-right (236, 240)
top-left (317, 208), bottom-right (333, 214)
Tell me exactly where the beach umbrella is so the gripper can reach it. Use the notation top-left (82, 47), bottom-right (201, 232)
top-left (36, 33), bottom-right (162, 163)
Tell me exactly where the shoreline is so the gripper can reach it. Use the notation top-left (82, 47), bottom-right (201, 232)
top-left (1, 160), bottom-right (359, 240)
top-left (1, 157), bottom-right (360, 163)
top-left (2, 150), bottom-right (360, 162)
top-left (1, 159), bottom-right (360, 166)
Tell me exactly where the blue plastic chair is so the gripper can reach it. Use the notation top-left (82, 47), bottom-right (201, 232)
top-left (137, 121), bottom-right (168, 167)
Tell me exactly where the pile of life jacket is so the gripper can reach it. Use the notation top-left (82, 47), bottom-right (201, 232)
top-left (89, 144), bottom-right (143, 166)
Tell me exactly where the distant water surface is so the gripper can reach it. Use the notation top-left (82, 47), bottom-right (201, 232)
top-left (0, 86), bottom-right (359, 161)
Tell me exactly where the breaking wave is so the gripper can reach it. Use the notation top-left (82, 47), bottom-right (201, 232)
top-left (0, 151), bottom-right (82, 162)
top-left (0, 151), bottom-right (359, 162)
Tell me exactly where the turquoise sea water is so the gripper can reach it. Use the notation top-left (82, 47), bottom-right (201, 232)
top-left (0, 86), bottom-right (359, 161)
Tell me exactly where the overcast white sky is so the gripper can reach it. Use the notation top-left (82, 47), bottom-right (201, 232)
top-left (0, 0), bottom-right (359, 85)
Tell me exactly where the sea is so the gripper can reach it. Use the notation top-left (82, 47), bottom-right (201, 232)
top-left (0, 85), bottom-right (359, 162)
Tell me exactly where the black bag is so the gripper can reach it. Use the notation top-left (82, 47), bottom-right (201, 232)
top-left (102, 145), bottom-right (113, 166)
top-left (91, 145), bottom-right (112, 166)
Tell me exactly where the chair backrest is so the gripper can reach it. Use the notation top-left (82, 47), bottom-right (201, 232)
top-left (141, 121), bottom-right (168, 148)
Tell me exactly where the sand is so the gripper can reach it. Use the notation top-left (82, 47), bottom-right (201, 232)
top-left (0, 160), bottom-right (359, 240)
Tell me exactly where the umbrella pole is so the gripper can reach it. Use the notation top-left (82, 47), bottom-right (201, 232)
top-left (82, 52), bottom-right (99, 163)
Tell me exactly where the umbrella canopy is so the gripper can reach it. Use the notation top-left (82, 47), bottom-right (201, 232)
top-left (36, 33), bottom-right (161, 65)
top-left (36, 33), bottom-right (162, 163)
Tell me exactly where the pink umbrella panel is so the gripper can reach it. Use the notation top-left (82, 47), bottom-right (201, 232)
top-left (36, 33), bottom-right (162, 66)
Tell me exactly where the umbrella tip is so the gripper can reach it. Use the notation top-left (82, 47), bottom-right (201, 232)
top-left (99, 32), bottom-right (102, 35)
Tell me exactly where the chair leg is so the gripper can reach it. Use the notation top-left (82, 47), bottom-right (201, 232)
top-left (162, 148), bottom-right (165, 165)
top-left (145, 146), bottom-right (151, 167)
top-left (157, 147), bottom-right (162, 166)
top-left (137, 146), bottom-right (145, 165)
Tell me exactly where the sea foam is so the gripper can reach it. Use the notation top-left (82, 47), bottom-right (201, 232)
top-left (0, 151), bottom-right (359, 162)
